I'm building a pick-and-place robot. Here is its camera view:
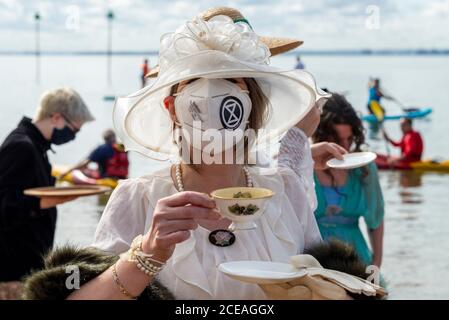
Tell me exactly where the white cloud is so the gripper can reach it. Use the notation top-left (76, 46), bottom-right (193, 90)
top-left (0, 0), bottom-right (448, 51)
top-left (0, 0), bottom-right (24, 22)
top-left (423, 0), bottom-right (449, 17)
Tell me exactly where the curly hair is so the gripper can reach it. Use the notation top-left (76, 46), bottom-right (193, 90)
top-left (313, 92), bottom-right (365, 152)
top-left (313, 92), bottom-right (369, 182)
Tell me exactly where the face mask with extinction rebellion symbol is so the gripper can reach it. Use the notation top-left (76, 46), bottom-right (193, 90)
top-left (174, 78), bottom-right (252, 152)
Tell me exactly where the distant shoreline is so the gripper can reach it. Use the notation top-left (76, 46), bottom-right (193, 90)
top-left (1, 49), bottom-right (449, 56)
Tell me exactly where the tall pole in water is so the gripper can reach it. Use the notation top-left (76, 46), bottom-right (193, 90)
top-left (35, 12), bottom-right (41, 84)
top-left (106, 10), bottom-right (114, 85)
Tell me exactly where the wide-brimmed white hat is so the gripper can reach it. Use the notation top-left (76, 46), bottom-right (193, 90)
top-left (114, 9), bottom-right (329, 160)
top-left (145, 7), bottom-right (304, 78)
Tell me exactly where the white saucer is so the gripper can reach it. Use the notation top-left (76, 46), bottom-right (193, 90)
top-left (326, 152), bottom-right (377, 170)
top-left (218, 260), bottom-right (307, 284)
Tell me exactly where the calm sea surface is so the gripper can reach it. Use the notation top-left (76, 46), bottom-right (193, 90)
top-left (1, 54), bottom-right (448, 299)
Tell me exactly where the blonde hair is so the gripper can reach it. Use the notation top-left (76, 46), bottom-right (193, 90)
top-left (35, 87), bottom-right (95, 123)
top-left (245, 78), bottom-right (269, 131)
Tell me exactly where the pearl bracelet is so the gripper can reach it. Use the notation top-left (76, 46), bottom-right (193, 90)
top-left (127, 234), bottom-right (165, 276)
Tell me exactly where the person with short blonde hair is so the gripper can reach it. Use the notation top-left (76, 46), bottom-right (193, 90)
top-left (34, 87), bottom-right (94, 123)
top-left (0, 87), bottom-right (94, 284)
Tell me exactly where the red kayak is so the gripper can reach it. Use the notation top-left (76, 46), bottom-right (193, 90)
top-left (375, 154), bottom-right (412, 170)
top-left (375, 154), bottom-right (449, 173)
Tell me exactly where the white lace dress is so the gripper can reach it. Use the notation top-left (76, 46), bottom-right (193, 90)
top-left (92, 127), bottom-right (321, 299)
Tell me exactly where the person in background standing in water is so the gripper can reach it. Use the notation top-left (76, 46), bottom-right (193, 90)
top-left (382, 118), bottom-right (423, 166)
top-left (141, 58), bottom-right (150, 88)
top-left (60, 129), bottom-right (129, 180)
top-left (367, 78), bottom-right (394, 121)
top-left (295, 54), bottom-right (305, 69)
top-left (0, 88), bottom-right (94, 294)
top-left (312, 92), bottom-right (385, 268)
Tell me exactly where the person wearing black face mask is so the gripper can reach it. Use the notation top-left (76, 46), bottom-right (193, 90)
top-left (0, 88), bottom-right (94, 290)
top-left (50, 115), bottom-right (79, 145)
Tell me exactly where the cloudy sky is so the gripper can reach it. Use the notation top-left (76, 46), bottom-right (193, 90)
top-left (1, 0), bottom-right (449, 52)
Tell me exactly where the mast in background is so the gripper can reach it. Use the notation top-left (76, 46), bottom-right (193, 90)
top-left (34, 11), bottom-right (41, 84)
top-left (106, 10), bottom-right (114, 84)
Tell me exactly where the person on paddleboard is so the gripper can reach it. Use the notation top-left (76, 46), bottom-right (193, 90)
top-left (367, 78), bottom-right (394, 121)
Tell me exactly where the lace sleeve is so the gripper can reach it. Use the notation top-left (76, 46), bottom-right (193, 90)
top-left (278, 127), bottom-right (317, 210)
top-left (280, 167), bottom-right (322, 250)
top-left (91, 178), bottom-right (152, 255)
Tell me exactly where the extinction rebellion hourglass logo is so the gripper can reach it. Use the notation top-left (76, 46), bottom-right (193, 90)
top-left (220, 96), bottom-right (244, 130)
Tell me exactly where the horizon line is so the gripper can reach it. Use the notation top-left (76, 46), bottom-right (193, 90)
top-left (1, 48), bottom-right (449, 56)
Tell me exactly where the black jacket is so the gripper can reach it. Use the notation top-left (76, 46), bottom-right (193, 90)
top-left (0, 117), bottom-right (57, 281)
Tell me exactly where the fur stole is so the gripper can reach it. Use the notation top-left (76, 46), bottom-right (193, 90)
top-left (22, 239), bottom-right (384, 300)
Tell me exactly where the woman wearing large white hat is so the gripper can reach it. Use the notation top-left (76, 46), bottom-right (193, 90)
top-left (22, 7), bottom-right (385, 300)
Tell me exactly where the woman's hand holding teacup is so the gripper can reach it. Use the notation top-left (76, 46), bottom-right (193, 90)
top-left (141, 191), bottom-right (221, 263)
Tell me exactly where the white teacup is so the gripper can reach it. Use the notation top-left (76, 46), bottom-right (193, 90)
top-left (211, 187), bottom-right (274, 230)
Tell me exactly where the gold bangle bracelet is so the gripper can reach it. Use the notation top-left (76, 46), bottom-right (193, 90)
top-left (112, 262), bottom-right (137, 300)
